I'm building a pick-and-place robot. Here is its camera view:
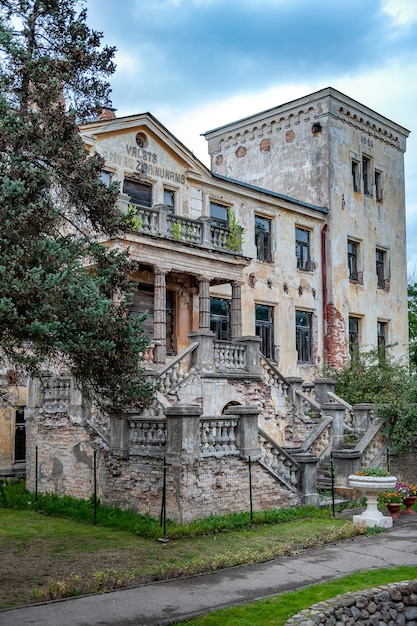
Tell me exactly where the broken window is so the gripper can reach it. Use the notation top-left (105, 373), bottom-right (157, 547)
top-left (352, 160), bottom-right (360, 192)
top-left (348, 240), bottom-right (360, 282)
top-left (296, 227), bottom-right (312, 270)
top-left (296, 310), bottom-right (312, 363)
top-left (377, 320), bottom-right (387, 358)
top-left (210, 298), bottom-right (231, 341)
top-left (362, 156), bottom-right (371, 195)
top-left (376, 248), bottom-right (386, 288)
top-left (164, 188), bottom-right (175, 213)
top-left (256, 304), bottom-right (275, 360)
top-left (349, 316), bottom-right (360, 357)
top-left (255, 216), bottom-right (272, 262)
top-left (123, 179), bottom-right (152, 208)
top-left (375, 170), bottom-right (383, 203)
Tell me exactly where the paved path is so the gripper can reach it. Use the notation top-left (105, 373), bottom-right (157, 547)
top-left (1, 522), bottom-right (417, 626)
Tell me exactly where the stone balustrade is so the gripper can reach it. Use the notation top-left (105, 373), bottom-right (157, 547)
top-left (258, 429), bottom-right (299, 489)
top-left (125, 201), bottom-right (243, 254)
top-left (128, 418), bottom-right (167, 454)
top-left (200, 418), bottom-right (239, 457)
top-left (214, 341), bottom-right (246, 370)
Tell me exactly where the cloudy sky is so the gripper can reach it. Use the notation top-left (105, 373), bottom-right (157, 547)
top-left (86, 0), bottom-right (417, 275)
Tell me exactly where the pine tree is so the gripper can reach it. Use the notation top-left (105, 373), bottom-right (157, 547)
top-left (0, 0), bottom-right (154, 411)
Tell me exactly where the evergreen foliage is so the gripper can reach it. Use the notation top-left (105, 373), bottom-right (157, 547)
top-left (0, 0), bottom-right (153, 410)
top-left (330, 347), bottom-right (417, 452)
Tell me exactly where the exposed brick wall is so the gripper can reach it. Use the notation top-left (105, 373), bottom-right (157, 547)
top-left (24, 409), bottom-right (300, 523)
top-left (325, 302), bottom-right (348, 369)
top-left (390, 445), bottom-right (417, 484)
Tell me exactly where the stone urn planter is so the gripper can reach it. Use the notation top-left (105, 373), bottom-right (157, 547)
top-left (348, 473), bottom-right (397, 528)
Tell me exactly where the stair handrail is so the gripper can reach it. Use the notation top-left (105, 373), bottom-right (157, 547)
top-left (259, 354), bottom-right (291, 389)
top-left (327, 391), bottom-right (353, 412)
top-left (295, 389), bottom-right (322, 413)
top-left (258, 427), bottom-right (300, 492)
top-left (299, 414), bottom-right (333, 456)
top-left (351, 417), bottom-right (385, 459)
top-left (153, 341), bottom-right (199, 394)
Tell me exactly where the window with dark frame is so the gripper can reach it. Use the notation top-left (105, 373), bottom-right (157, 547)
top-left (255, 304), bottom-right (274, 360)
top-left (375, 170), bottom-right (383, 203)
top-left (377, 320), bottom-right (387, 357)
top-left (349, 316), bottom-right (360, 357)
top-left (210, 201), bottom-right (229, 227)
top-left (123, 179), bottom-right (152, 208)
top-left (362, 156), bottom-right (371, 195)
top-left (376, 248), bottom-right (386, 288)
top-left (348, 240), bottom-right (359, 281)
top-left (255, 216), bottom-right (272, 262)
top-left (210, 298), bottom-right (231, 341)
top-left (164, 188), bottom-right (175, 212)
top-left (296, 227), bottom-right (311, 270)
top-left (352, 160), bottom-right (360, 192)
top-left (296, 310), bottom-right (312, 363)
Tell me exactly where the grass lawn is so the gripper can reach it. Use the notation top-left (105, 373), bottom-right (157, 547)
top-left (176, 566), bottom-right (417, 626)
top-left (1, 506), bottom-right (363, 610)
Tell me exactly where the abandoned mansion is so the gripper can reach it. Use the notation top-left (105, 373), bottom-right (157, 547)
top-left (0, 87), bottom-right (411, 521)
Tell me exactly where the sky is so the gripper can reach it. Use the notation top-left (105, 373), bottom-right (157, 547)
top-left (86, 0), bottom-right (417, 276)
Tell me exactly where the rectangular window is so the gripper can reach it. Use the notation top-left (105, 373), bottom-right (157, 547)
top-left (256, 304), bottom-right (274, 360)
top-left (377, 320), bottom-right (387, 352)
top-left (375, 170), bottom-right (383, 203)
top-left (296, 310), bottom-right (312, 363)
top-left (164, 188), bottom-right (175, 213)
top-left (348, 240), bottom-right (359, 282)
top-left (210, 201), bottom-right (229, 227)
top-left (100, 171), bottom-right (112, 186)
top-left (255, 216), bottom-right (272, 262)
top-left (210, 298), bottom-right (231, 341)
top-left (296, 227), bottom-right (311, 270)
top-left (349, 316), bottom-right (360, 357)
top-left (376, 248), bottom-right (386, 288)
top-left (123, 179), bottom-right (152, 208)
top-left (352, 160), bottom-right (360, 192)
top-left (362, 156), bottom-right (371, 195)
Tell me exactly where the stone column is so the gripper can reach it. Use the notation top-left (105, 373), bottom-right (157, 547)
top-left (332, 449), bottom-right (361, 494)
top-left (231, 281), bottom-right (242, 339)
top-left (314, 378), bottom-right (336, 406)
top-left (164, 405), bottom-right (203, 523)
top-left (198, 277), bottom-right (211, 331)
top-left (291, 451), bottom-right (319, 505)
top-left (188, 330), bottom-right (215, 373)
top-left (153, 269), bottom-right (167, 364)
top-left (286, 377), bottom-right (303, 410)
top-left (352, 403), bottom-right (374, 434)
top-left (110, 414), bottom-right (129, 458)
top-left (321, 402), bottom-right (346, 449)
top-left (226, 405), bottom-right (261, 460)
top-left (236, 336), bottom-right (262, 375)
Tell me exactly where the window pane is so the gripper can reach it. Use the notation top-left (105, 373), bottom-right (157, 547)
top-left (123, 179), bottom-right (152, 207)
top-left (210, 202), bottom-right (229, 225)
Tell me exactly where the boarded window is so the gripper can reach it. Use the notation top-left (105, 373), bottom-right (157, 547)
top-left (123, 179), bottom-right (152, 208)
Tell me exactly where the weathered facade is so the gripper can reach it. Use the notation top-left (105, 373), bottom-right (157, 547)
top-left (1, 88), bottom-right (411, 521)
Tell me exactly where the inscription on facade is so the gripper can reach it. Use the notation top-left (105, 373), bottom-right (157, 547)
top-left (361, 135), bottom-right (374, 148)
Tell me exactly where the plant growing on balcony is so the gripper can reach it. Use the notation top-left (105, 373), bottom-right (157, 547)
top-left (171, 221), bottom-right (182, 241)
top-left (126, 205), bottom-right (142, 231)
top-left (226, 209), bottom-right (245, 253)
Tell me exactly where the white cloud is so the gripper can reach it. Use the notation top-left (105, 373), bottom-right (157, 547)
top-left (382, 0), bottom-right (417, 25)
